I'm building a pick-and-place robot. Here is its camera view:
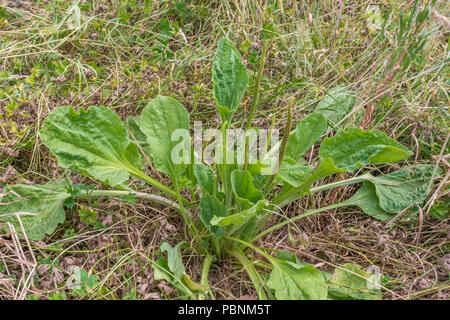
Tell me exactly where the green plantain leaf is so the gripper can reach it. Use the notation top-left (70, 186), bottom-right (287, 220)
top-left (371, 164), bottom-right (437, 213)
top-left (277, 132), bottom-right (407, 206)
top-left (319, 127), bottom-right (412, 172)
top-left (247, 159), bottom-right (272, 177)
top-left (212, 38), bottom-right (248, 122)
top-left (210, 199), bottom-right (268, 227)
top-left (153, 257), bottom-right (174, 283)
top-left (275, 158), bottom-right (345, 207)
top-left (346, 165), bottom-right (439, 220)
top-left (0, 181), bottom-right (69, 240)
top-left (153, 242), bottom-right (198, 298)
top-left (277, 157), bottom-right (314, 187)
top-left (199, 194), bottom-right (228, 237)
top-left (160, 242), bottom-right (187, 279)
top-left (429, 198), bottom-right (450, 220)
top-left (346, 182), bottom-right (393, 221)
top-left (39, 106), bottom-right (142, 188)
top-left (193, 164), bottom-right (215, 195)
top-left (267, 259), bottom-right (328, 300)
top-left (328, 263), bottom-right (382, 300)
top-left (231, 169), bottom-right (263, 209)
top-left (286, 113), bottom-right (327, 161)
top-left (316, 85), bottom-right (358, 124)
top-left (309, 157), bottom-right (347, 181)
top-left (126, 116), bottom-right (152, 158)
top-left (140, 95), bottom-right (190, 178)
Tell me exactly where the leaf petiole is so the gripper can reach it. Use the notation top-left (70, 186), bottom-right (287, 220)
top-left (79, 189), bottom-right (183, 213)
top-left (199, 254), bottom-right (215, 300)
top-left (130, 169), bottom-right (191, 206)
top-left (253, 201), bottom-right (351, 242)
top-left (226, 247), bottom-right (268, 300)
top-left (274, 172), bottom-right (374, 207)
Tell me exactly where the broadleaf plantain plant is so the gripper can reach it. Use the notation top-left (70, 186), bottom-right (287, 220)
top-left (0, 38), bottom-right (440, 300)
